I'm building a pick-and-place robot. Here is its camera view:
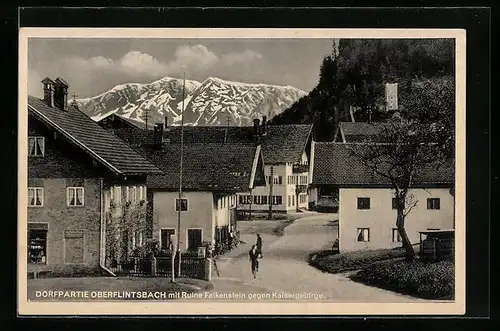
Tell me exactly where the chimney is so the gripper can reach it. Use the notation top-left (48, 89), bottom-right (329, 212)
top-left (41, 78), bottom-right (55, 108)
top-left (153, 123), bottom-right (164, 148)
top-left (253, 118), bottom-right (260, 137)
top-left (261, 116), bottom-right (267, 136)
top-left (54, 78), bottom-right (69, 111)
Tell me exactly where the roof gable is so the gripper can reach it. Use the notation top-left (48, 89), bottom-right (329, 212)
top-left (145, 143), bottom-right (263, 192)
top-left (28, 96), bottom-right (162, 175)
top-left (115, 124), bottom-right (313, 164)
top-left (312, 142), bottom-right (454, 186)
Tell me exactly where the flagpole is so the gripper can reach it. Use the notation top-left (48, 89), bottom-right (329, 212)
top-left (177, 72), bottom-right (186, 278)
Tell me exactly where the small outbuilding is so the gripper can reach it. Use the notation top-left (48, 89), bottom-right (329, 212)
top-left (419, 229), bottom-right (455, 262)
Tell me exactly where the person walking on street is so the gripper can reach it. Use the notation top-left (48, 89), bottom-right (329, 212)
top-left (256, 233), bottom-right (263, 257)
top-left (249, 245), bottom-right (261, 278)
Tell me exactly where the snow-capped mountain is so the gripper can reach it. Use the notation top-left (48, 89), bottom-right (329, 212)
top-left (76, 76), bottom-right (306, 127)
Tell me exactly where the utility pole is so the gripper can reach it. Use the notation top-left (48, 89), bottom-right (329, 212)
top-left (142, 108), bottom-right (150, 130)
top-left (176, 72), bottom-right (186, 279)
top-left (268, 166), bottom-right (274, 220)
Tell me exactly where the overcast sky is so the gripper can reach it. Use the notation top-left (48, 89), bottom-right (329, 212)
top-left (28, 38), bottom-right (335, 98)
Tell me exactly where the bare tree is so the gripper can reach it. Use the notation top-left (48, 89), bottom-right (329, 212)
top-left (347, 77), bottom-right (454, 261)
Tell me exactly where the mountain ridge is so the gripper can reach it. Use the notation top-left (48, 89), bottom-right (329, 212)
top-left (76, 76), bottom-right (306, 127)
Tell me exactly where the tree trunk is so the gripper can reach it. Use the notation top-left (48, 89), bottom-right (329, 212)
top-left (396, 209), bottom-right (415, 261)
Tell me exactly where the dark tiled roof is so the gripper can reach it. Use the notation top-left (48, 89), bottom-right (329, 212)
top-left (312, 142), bottom-right (454, 186)
top-left (99, 113), bottom-right (156, 130)
top-left (28, 96), bottom-right (162, 175)
top-left (114, 124), bottom-right (313, 164)
top-left (144, 143), bottom-right (262, 192)
top-left (337, 122), bottom-right (390, 142)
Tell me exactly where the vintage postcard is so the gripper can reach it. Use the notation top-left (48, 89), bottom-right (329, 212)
top-left (18, 28), bottom-right (466, 315)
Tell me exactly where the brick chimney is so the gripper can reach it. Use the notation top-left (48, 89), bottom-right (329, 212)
top-left (261, 116), bottom-right (267, 136)
top-left (41, 77), bottom-right (55, 108)
top-left (253, 118), bottom-right (260, 137)
top-left (153, 123), bottom-right (164, 148)
top-left (54, 78), bottom-right (69, 111)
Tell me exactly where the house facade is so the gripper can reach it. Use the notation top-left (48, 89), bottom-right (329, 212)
top-left (108, 117), bottom-right (315, 215)
top-left (141, 142), bottom-right (266, 252)
top-left (312, 142), bottom-right (454, 252)
top-left (27, 78), bottom-right (161, 273)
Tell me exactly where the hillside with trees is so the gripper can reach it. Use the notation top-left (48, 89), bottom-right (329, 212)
top-left (270, 39), bottom-right (455, 143)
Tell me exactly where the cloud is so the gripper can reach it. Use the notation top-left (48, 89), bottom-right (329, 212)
top-left (221, 49), bottom-right (263, 66)
top-left (29, 44), bottom-right (264, 97)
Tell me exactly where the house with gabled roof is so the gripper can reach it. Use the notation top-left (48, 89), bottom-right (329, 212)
top-left (109, 117), bottom-right (315, 214)
top-left (140, 142), bottom-right (266, 251)
top-left (98, 112), bottom-right (155, 132)
top-left (333, 121), bottom-right (390, 143)
top-left (27, 78), bottom-right (162, 274)
top-left (311, 142), bottom-right (454, 252)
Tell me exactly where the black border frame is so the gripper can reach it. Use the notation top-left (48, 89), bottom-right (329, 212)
top-left (3, 5), bottom-right (490, 324)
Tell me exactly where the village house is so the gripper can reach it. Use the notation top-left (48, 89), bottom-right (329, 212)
top-left (135, 135), bottom-right (266, 252)
top-left (27, 78), bottom-right (162, 273)
top-left (98, 113), bottom-right (155, 132)
top-left (105, 117), bottom-right (315, 214)
top-left (311, 142), bottom-right (454, 252)
top-left (333, 121), bottom-right (389, 143)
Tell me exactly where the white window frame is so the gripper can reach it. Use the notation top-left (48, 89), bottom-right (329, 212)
top-left (357, 228), bottom-right (370, 242)
top-left (160, 228), bottom-right (176, 250)
top-left (28, 187), bottom-right (44, 207)
top-left (185, 228), bottom-right (203, 251)
top-left (175, 198), bottom-right (189, 212)
top-left (427, 198), bottom-right (441, 210)
top-left (131, 186), bottom-right (137, 204)
top-left (114, 186), bottom-right (122, 205)
top-left (67, 187), bottom-right (85, 207)
top-left (125, 186), bottom-right (130, 203)
top-left (28, 136), bottom-right (45, 157)
top-left (392, 228), bottom-right (402, 243)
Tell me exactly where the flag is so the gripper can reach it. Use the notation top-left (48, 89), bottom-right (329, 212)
top-left (385, 83), bottom-right (398, 110)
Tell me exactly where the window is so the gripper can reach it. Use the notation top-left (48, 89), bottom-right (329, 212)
top-left (187, 229), bottom-right (202, 251)
top-left (427, 198), bottom-right (441, 210)
top-left (138, 231), bottom-right (143, 247)
top-left (299, 175), bottom-right (308, 185)
top-left (125, 187), bottom-right (130, 202)
top-left (292, 195), bottom-right (295, 207)
top-left (160, 229), bottom-right (175, 250)
top-left (131, 186), bottom-right (137, 204)
top-left (255, 195), bottom-right (262, 204)
top-left (392, 198), bottom-right (398, 209)
top-left (278, 176), bottom-right (283, 185)
top-left (299, 194), bottom-right (307, 204)
top-left (392, 228), bottom-right (402, 242)
top-left (288, 195), bottom-right (291, 207)
top-left (28, 136), bottom-right (45, 156)
top-left (357, 228), bottom-right (370, 242)
top-left (261, 195), bottom-right (268, 205)
top-left (138, 186), bottom-right (146, 201)
top-left (357, 197), bottom-right (370, 210)
top-left (64, 230), bottom-right (85, 263)
top-left (67, 187), bottom-right (84, 206)
top-left (28, 187), bottom-right (44, 207)
top-left (272, 195), bottom-right (283, 205)
top-left (175, 198), bottom-right (188, 211)
top-left (131, 231), bottom-right (136, 248)
top-left (28, 225), bottom-right (48, 264)
top-left (114, 186), bottom-right (122, 205)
